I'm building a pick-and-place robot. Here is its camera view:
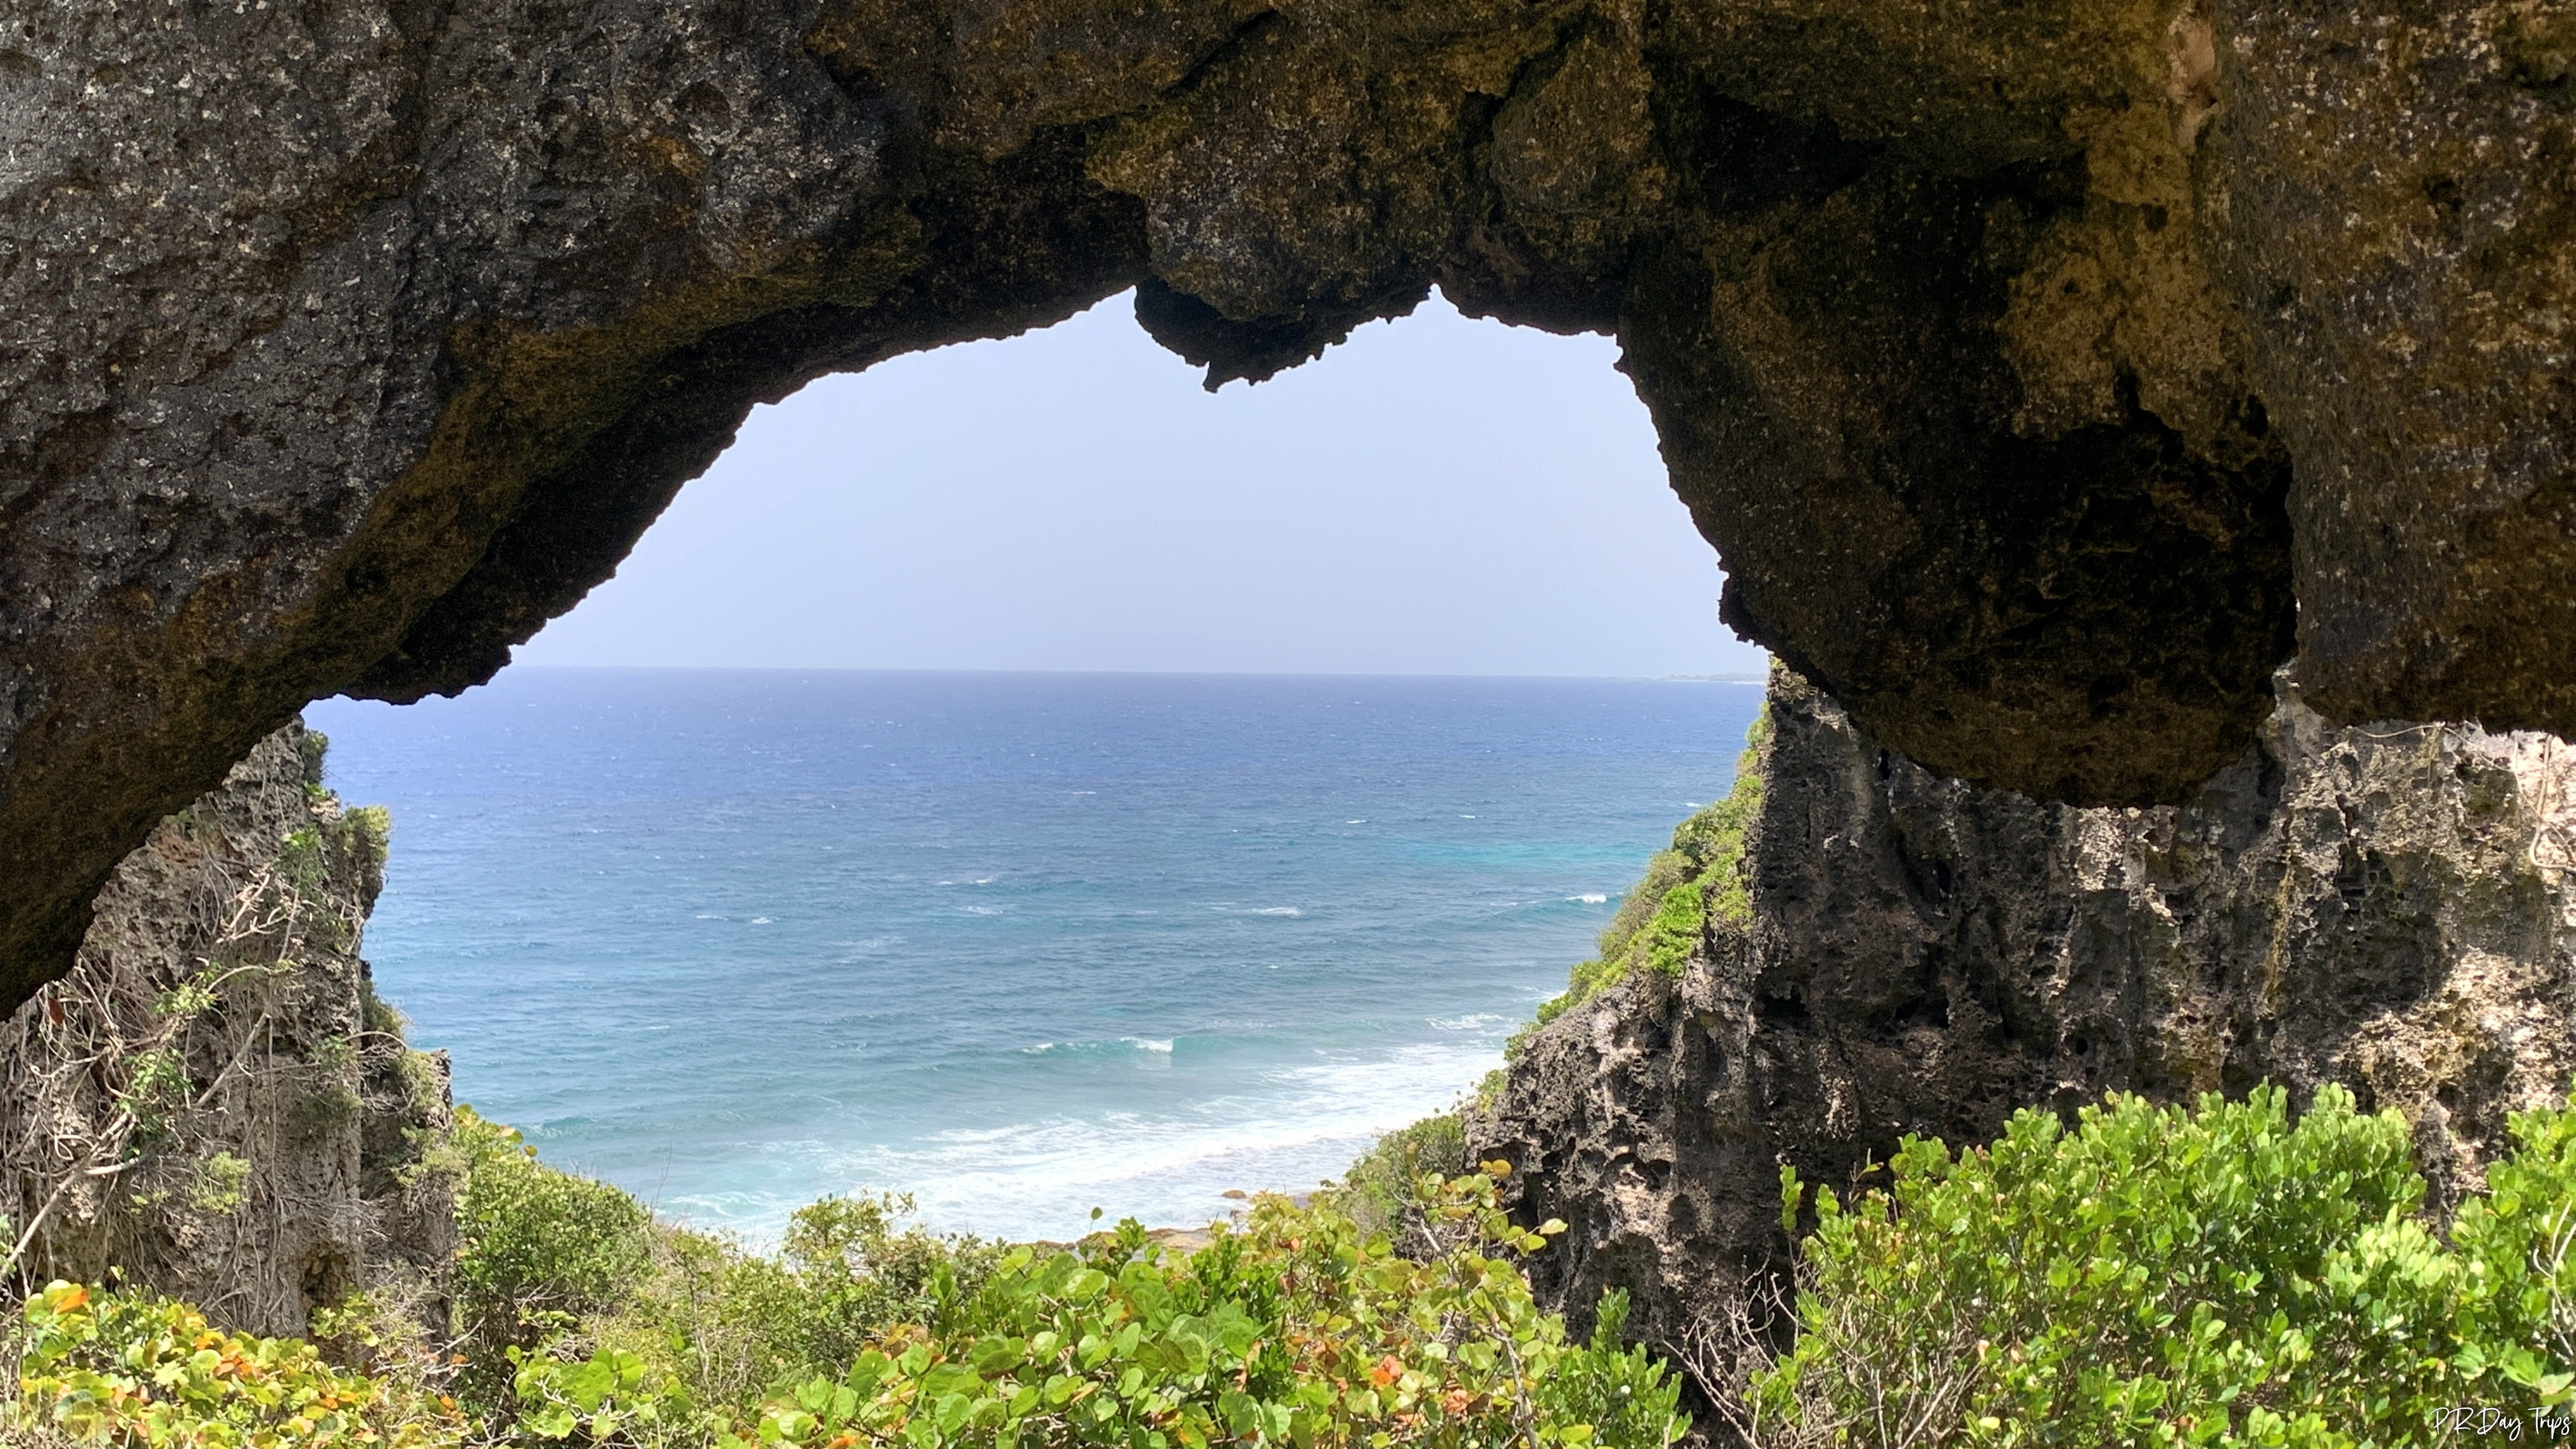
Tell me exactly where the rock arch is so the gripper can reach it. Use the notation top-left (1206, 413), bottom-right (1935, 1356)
top-left (3, 0), bottom-right (2570, 1007)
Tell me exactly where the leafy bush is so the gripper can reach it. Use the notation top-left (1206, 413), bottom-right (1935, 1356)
top-left (1319, 1111), bottom-right (1467, 1246)
top-left (1725, 1085), bottom-right (2576, 1446)
top-left (2448, 1099), bottom-right (2576, 1400)
top-left (559, 1192), bottom-right (1008, 1433)
top-left (450, 1104), bottom-right (656, 1414)
top-left (425, 1111), bottom-right (1685, 1447)
top-left (728, 1163), bottom-right (1685, 1449)
top-left (6, 1282), bottom-right (464, 1447)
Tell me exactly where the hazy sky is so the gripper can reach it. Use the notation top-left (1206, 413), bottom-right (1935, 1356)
top-left (517, 289), bottom-right (1770, 678)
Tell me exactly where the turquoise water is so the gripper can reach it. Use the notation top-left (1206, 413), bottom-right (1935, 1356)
top-left (305, 669), bottom-right (1759, 1242)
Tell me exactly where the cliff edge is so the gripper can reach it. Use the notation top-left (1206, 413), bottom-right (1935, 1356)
top-left (0, 723), bottom-right (456, 1340)
top-left (1476, 667), bottom-right (2576, 1354)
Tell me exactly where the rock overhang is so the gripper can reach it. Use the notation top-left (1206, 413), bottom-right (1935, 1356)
top-left (0, 0), bottom-right (2569, 1008)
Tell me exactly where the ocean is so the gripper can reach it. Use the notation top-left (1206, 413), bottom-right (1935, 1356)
top-left (304, 668), bottom-right (1761, 1244)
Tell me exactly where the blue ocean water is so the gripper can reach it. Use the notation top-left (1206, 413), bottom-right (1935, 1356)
top-left (305, 669), bottom-right (1761, 1243)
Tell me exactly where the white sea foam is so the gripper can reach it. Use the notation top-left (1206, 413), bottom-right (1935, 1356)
top-left (1249, 907), bottom-right (1301, 917)
top-left (652, 1036), bottom-right (1511, 1244)
top-left (1570, 893), bottom-right (1607, 904)
top-left (750, 917), bottom-right (774, 924)
top-left (1022, 1037), bottom-right (1174, 1057)
top-left (832, 1041), bottom-right (1499, 1240)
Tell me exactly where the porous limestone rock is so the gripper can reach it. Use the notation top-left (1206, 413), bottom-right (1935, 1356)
top-left (3, 0), bottom-right (2573, 1005)
top-left (0, 723), bottom-right (454, 1340)
top-left (1475, 666), bottom-right (2576, 1357)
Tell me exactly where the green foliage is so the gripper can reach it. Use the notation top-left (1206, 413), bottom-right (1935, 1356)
top-left (279, 827), bottom-right (328, 891)
top-left (288, 1084), bottom-right (365, 1142)
top-left (338, 804), bottom-right (393, 876)
top-left (1665, 710), bottom-right (1762, 928)
top-left (1510, 710), bottom-right (1767, 1058)
top-left (433, 1109), bottom-right (1680, 1446)
top-left (728, 1164), bottom-right (1685, 1448)
top-left (1588, 850), bottom-right (1690, 977)
top-left (188, 1151), bottom-right (252, 1216)
top-left (48, 1103), bottom-right (1650, 1448)
top-left (1541, 1292), bottom-right (1690, 1449)
top-left (6, 1281), bottom-right (463, 1447)
top-left (778, 1193), bottom-right (1007, 1371)
top-left (540, 1190), bottom-right (1011, 1435)
top-left (153, 966), bottom-right (222, 1022)
top-left (442, 1110), bottom-right (1015, 1439)
top-left (360, 981), bottom-right (407, 1039)
top-left (451, 1107), bottom-right (655, 1359)
top-left (2449, 1100), bottom-right (2576, 1399)
top-left (1636, 885), bottom-right (1703, 981)
top-left (299, 728), bottom-right (331, 788)
top-left (33, 1078), bottom-right (2575, 1448)
top-left (508, 1344), bottom-right (687, 1443)
top-left (118, 1046), bottom-right (193, 1145)
top-left (1319, 1111), bottom-right (1468, 1243)
top-left (1747, 1085), bottom-right (2576, 1446)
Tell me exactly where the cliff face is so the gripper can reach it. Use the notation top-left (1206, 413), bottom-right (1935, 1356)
top-left (0, 723), bottom-right (454, 1340)
top-left (6, 0), bottom-right (2575, 1006)
top-left (1475, 668), bottom-right (2576, 1351)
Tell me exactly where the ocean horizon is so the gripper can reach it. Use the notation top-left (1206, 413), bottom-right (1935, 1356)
top-left (306, 666), bottom-right (1762, 1243)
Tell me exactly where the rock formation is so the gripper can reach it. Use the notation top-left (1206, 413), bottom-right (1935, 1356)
top-left (0, 723), bottom-right (455, 1340)
top-left (1475, 666), bottom-right (2576, 1359)
top-left (4, 0), bottom-right (2573, 1006)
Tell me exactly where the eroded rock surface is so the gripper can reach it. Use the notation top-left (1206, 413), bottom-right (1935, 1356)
top-left (0, 724), bottom-right (454, 1340)
top-left (3, 0), bottom-right (2572, 1004)
top-left (1475, 667), bottom-right (2576, 1356)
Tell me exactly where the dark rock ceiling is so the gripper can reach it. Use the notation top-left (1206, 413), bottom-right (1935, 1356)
top-left (1, 0), bottom-right (2569, 1008)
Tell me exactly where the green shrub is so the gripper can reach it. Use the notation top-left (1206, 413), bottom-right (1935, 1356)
top-left (188, 1150), bottom-right (252, 1216)
top-left (1735, 1085), bottom-right (2576, 1446)
top-left (727, 1164), bottom-right (1686, 1448)
top-left (451, 1107), bottom-right (654, 1356)
top-left (780, 1192), bottom-right (1006, 1370)
top-left (6, 1282), bottom-right (464, 1447)
top-left (447, 1111), bottom-right (1016, 1440)
top-left (562, 1191), bottom-right (1009, 1433)
top-left (1321, 1111), bottom-right (1468, 1245)
top-left (1636, 885), bottom-right (1704, 981)
top-left (2448, 1098), bottom-right (2576, 1399)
